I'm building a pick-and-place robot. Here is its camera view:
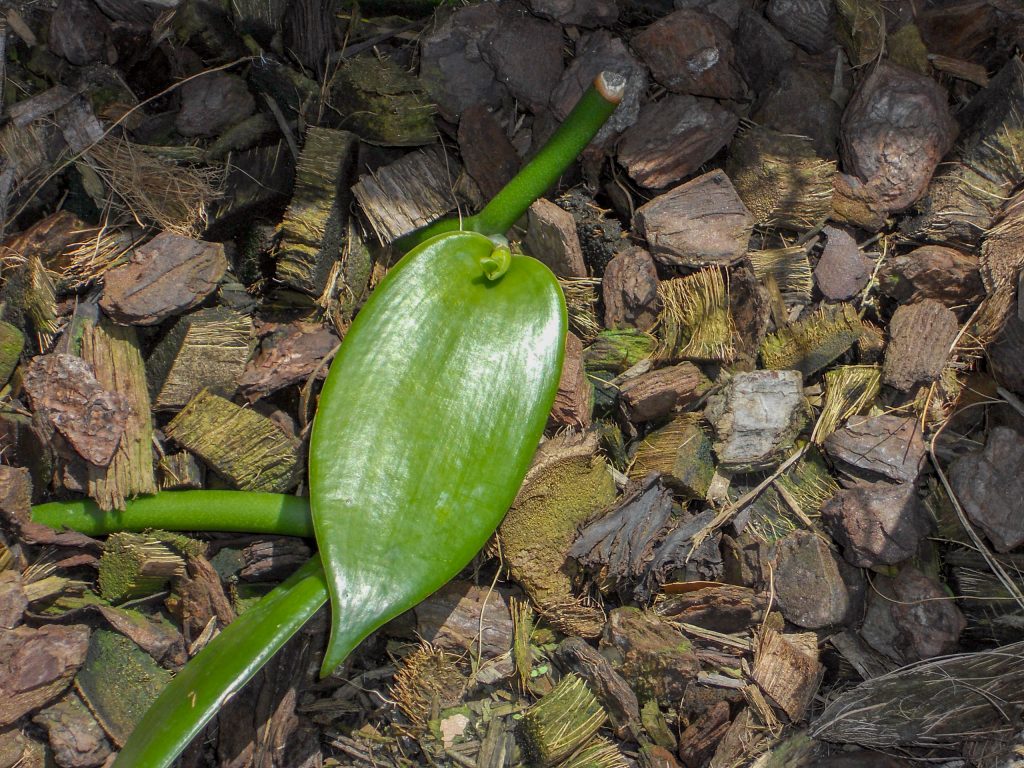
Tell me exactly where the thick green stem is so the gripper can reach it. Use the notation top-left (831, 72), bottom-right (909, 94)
top-left (395, 71), bottom-right (625, 251)
top-left (31, 491), bottom-right (313, 538)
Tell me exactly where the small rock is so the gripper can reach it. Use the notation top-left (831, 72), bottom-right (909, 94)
top-left (550, 30), bottom-right (649, 145)
top-left (881, 299), bottom-right (959, 391)
top-left (33, 692), bottom-right (112, 768)
top-left (0, 572), bottom-right (26, 630)
top-left (879, 245), bottom-right (983, 310)
top-left (0, 624), bottom-right (91, 727)
top-left (480, 7), bottom-right (564, 114)
top-left (619, 363), bottom-right (709, 423)
top-left (524, 199), bottom-right (588, 278)
top-left (237, 322), bottom-right (339, 403)
top-left (841, 62), bottom-right (958, 215)
top-left (602, 247), bottom-right (661, 331)
top-left (632, 9), bottom-right (747, 99)
top-left (822, 481), bottom-right (932, 567)
top-left (439, 713), bottom-right (470, 748)
top-left (618, 94), bottom-right (738, 189)
top-left (49, 0), bottom-right (109, 66)
top-left (551, 333), bottom-right (592, 429)
top-left (458, 105), bottom-right (520, 201)
top-left (529, 0), bottom-right (618, 27)
top-left (23, 354), bottom-right (129, 468)
top-left (860, 566), bottom-right (965, 663)
top-left (100, 233), bottom-right (228, 326)
top-left (948, 426), bottom-right (1024, 552)
top-left (773, 530), bottom-right (860, 628)
top-left (175, 72), bottom-right (255, 138)
top-left (823, 415), bottom-right (926, 484)
top-left (635, 170), bottom-right (754, 268)
top-left (814, 226), bottom-right (873, 301)
top-left (601, 607), bottom-right (700, 706)
top-left (705, 370), bottom-right (809, 472)
top-left (766, 0), bottom-right (835, 53)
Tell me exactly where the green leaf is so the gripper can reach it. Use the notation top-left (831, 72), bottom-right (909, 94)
top-left (309, 231), bottom-right (566, 675)
top-left (111, 556), bottom-right (327, 768)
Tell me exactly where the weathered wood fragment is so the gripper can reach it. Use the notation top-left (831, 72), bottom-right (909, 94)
top-left (33, 691), bottom-right (112, 768)
top-left (0, 320), bottom-right (23, 386)
top-left (519, 674), bottom-right (607, 767)
top-left (48, 0), bottom-right (108, 65)
top-left (353, 147), bottom-right (461, 244)
top-left (602, 247), bottom-right (661, 331)
top-left (158, 451), bottom-right (205, 491)
top-left (949, 426), bottom-right (1024, 552)
top-left (96, 605), bottom-right (185, 667)
top-left (164, 389), bottom-right (303, 493)
top-left (0, 624), bottom-right (90, 727)
top-left (100, 233), bottom-right (227, 325)
top-left (275, 127), bottom-right (358, 296)
top-left (554, 637), bottom-right (641, 741)
top-left (619, 363), bottom-right (709, 423)
top-left (525, 199), bottom-right (588, 279)
top-left (629, 416), bottom-right (715, 499)
top-left (551, 332), bottom-right (592, 429)
top-left (205, 143), bottom-right (295, 238)
top-left (618, 94), bottom-right (738, 189)
top-left (881, 299), bottom-right (958, 391)
top-left (752, 629), bottom-right (822, 721)
top-left (835, 0), bottom-right (886, 65)
top-left (705, 370), bottom-right (809, 472)
top-left (635, 170), bottom-right (754, 268)
top-left (98, 532), bottom-right (186, 601)
top-left (147, 307), bottom-right (254, 411)
top-left (480, 5), bottom-right (565, 114)
top-left (330, 57), bottom-right (435, 146)
top-left (80, 318), bottom-right (156, 511)
top-left (23, 353), bottom-right (128, 467)
top-left (171, 551), bottom-right (236, 642)
top-left (880, 245), bottom-right (982, 310)
top-left (824, 414), bottom-right (925, 484)
top-left (656, 269), bottom-right (735, 362)
top-left (641, 508), bottom-right (723, 596)
top-left (282, 0), bottom-right (337, 75)
top-left (727, 128), bottom-right (835, 231)
top-left (748, 247), bottom-right (813, 307)
top-left (0, 254), bottom-right (59, 338)
top-left (0, 572), bottom-right (26, 630)
top-left (677, 700), bottom-right (730, 768)
top-left (814, 226), bottom-right (873, 301)
top-left (656, 584), bottom-right (766, 633)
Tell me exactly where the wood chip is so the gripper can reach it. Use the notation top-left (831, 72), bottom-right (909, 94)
top-left (0, 624), bottom-right (90, 727)
top-left (949, 426), bottom-right (1024, 552)
top-left (237, 321), bottom-right (337, 403)
top-left (551, 332), bottom-right (592, 429)
top-left (822, 481), bottom-right (931, 567)
top-left (100, 233), bottom-right (228, 326)
top-left (752, 628), bottom-right (822, 721)
top-left (525, 199), bottom-right (588, 279)
top-left (554, 637), bottom-right (641, 740)
top-left (619, 362), bottom-right (708, 423)
top-left (602, 246), bottom-right (661, 331)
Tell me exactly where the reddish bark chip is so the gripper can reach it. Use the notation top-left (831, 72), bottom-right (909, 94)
top-left (879, 245), bottom-right (983, 310)
top-left (0, 624), bottom-right (91, 727)
top-left (602, 246), bottom-right (661, 331)
top-left (881, 299), bottom-right (959, 391)
top-left (948, 426), bottom-right (1024, 552)
top-left (100, 232), bottom-right (228, 325)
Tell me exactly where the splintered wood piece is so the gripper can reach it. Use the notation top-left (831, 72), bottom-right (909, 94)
top-left (237, 321), bottom-right (337, 403)
top-left (677, 700), bottom-right (730, 768)
top-left (551, 332), bottom-right (592, 429)
top-left (158, 451), bottom-right (205, 491)
top-left (23, 353), bottom-right (129, 467)
top-left (760, 303), bottom-right (863, 378)
top-left (100, 233), bottom-right (227, 325)
top-left (619, 363), bottom-right (709, 423)
top-left (618, 94), bottom-right (738, 189)
top-left (554, 637), bottom-right (641, 741)
top-left (726, 127), bottom-right (835, 231)
top-left (164, 389), bottom-right (303, 493)
top-left (274, 127), bottom-right (357, 296)
top-left (635, 170), bottom-right (754, 268)
top-left (81, 318), bottom-right (156, 511)
top-left (353, 146), bottom-right (461, 244)
top-left (881, 299), bottom-right (958, 390)
top-left (752, 628), bottom-right (822, 722)
top-left (525, 199), bottom-right (588, 279)
top-left (147, 307), bottom-right (254, 411)
top-left (602, 247), bottom-right (661, 331)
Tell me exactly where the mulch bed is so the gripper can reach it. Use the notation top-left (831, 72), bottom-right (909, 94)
top-left (1, 0), bottom-right (1024, 766)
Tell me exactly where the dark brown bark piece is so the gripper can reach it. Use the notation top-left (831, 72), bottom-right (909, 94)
top-left (551, 332), bottom-right (592, 429)
top-left (0, 572), bottom-right (26, 630)
top-left (618, 94), bottom-right (738, 189)
top-left (237, 322), bottom-right (338, 403)
top-left (48, 0), bottom-right (108, 65)
top-left (601, 607), bottom-right (700, 706)
top-left (814, 226), bottom-right (873, 301)
top-left (0, 624), bottom-right (90, 727)
top-left (677, 700), bottom-right (730, 768)
top-left (635, 170), bottom-right (754, 268)
top-left (766, 0), bottom-right (835, 53)
top-left (860, 566), bottom-right (965, 663)
top-left (618, 362), bottom-right (708, 423)
top-left (33, 692), bottom-right (112, 768)
top-left (881, 299), bottom-right (959, 391)
top-left (528, 0), bottom-right (618, 27)
top-left (656, 584), bottom-right (767, 634)
top-left (879, 245), bottom-right (982, 310)
top-left (773, 530), bottom-right (860, 629)
top-left (632, 9), bottom-right (747, 99)
top-left (841, 62), bottom-right (957, 215)
top-left (480, 6), bottom-right (563, 114)
top-left (171, 554), bottom-right (236, 644)
top-left (752, 629), bottom-right (822, 722)
top-left (554, 637), bottom-right (641, 740)
top-left (824, 415), bottom-right (926, 484)
top-left (524, 199), bottom-right (588, 279)
top-left (96, 606), bottom-right (186, 668)
top-left (23, 353), bottom-right (129, 468)
top-left (458, 105), bottom-right (520, 201)
top-left (753, 64), bottom-right (841, 160)
top-left (948, 426), bottom-right (1024, 552)
top-left (100, 233), bottom-right (228, 326)
top-left (734, 9), bottom-right (797, 96)
top-left (602, 246), bottom-right (661, 331)
top-left (822, 481), bottom-right (932, 567)
top-left (0, 466), bottom-right (97, 548)
top-left (240, 538), bottom-right (312, 582)
top-left (175, 72), bottom-right (255, 138)
top-left (642, 509), bottom-right (723, 593)
top-left (628, 415), bottom-right (715, 501)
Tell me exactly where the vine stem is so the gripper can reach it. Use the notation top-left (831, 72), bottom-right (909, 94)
top-left (394, 71), bottom-right (626, 251)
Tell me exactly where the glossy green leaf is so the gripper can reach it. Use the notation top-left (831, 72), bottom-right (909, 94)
top-left (309, 230), bottom-right (566, 675)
